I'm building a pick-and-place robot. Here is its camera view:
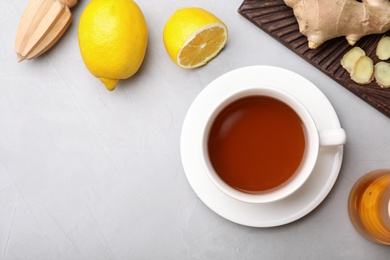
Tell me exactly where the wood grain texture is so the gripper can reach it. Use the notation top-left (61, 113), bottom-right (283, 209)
top-left (14, 0), bottom-right (76, 62)
top-left (238, 0), bottom-right (390, 119)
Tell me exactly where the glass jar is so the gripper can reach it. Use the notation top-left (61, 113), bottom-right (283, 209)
top-left (348, 169), bottom-right (390, 245)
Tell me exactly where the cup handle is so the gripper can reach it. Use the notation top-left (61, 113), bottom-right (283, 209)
top-left (319, 128), bottom-right (346, 146)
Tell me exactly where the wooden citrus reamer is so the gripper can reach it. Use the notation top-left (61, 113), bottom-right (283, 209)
top-left (14, 0), bottom-right (78, 62)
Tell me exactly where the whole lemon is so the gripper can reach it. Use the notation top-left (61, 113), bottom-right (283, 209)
top-left (78, 0), bottom-right (148, 91)
top-left (163, 7), bottom-right (227, 69)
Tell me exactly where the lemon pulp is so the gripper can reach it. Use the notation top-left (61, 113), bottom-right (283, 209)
top-left (163, 7), bottom-right (228, 69)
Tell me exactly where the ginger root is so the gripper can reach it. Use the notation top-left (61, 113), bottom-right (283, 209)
top-left (341, 44), bottom-right (390, 87)
top-left (373, 36), bottom-right (390, 88)
top-left (375, 62), bottom-right (390, 88)
top-left (376, 36), bottom-right (390, 60)
top-left (351, 56), bottom-right (374, 84)
top-left (341, 47), bottom-right (374, 84)
top-left (285, 0), bottom-right (390, 49)
top-left (341, 47), bottom-right (365, 73)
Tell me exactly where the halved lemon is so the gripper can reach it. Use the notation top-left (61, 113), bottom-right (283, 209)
top-left (163, 7), bottom-right (228, 69)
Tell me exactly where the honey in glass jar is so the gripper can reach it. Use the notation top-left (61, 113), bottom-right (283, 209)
top-left (348, 169), bottom-right (390, 245)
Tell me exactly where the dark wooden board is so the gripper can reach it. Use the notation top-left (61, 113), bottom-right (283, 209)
top-left (238, 0), bottom-right (390, 119)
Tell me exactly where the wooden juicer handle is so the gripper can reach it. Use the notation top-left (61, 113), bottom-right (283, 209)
top-left (14, 0), bottom-right (78, 62)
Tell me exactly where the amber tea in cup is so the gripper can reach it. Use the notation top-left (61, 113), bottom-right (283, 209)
top-left (207, 95), bottom-right (306, 194)
top-left (348, 169), bottom-right (390, 245)
top-left (201, 86), bottom-right (346, 204)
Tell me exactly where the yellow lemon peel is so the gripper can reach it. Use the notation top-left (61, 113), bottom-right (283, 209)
top-left (163, 7), bottom-right (228, 69)
top-left (78, 0), bottom-right (148, 91)
top-left (99, 78), bottom-right (119, 91)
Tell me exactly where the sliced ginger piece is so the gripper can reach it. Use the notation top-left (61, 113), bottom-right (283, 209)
top-left (374, 62), bottom-right (390, 88)
top-left (350, 56), bottom-right (374, 84)
top-left (341, 47), bottom-right (366, 73)
top-left (376, 36), bottom-right (390, 60)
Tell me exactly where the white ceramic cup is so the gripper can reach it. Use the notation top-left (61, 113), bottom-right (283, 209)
top-left (201, 86), bottom-right (346, 204)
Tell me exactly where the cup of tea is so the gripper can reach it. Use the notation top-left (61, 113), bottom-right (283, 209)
top-left (201, 86), bottom-right (346, 204)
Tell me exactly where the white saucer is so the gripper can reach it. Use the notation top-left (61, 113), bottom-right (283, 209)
top-left (180, 66), bottom-right (344, 227)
